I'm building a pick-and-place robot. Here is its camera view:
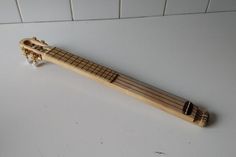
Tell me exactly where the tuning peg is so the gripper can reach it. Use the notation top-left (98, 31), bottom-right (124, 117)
top-left (26, 58), bottom-right (33, 64)
top-left (32, 37), bottom-right (37, 40)
top-left (41, 40), bottom-right (46, 44)
top-left (32, 61), bottom-right (38, 67)
top-left (24, 53), bottom-right (32, 64)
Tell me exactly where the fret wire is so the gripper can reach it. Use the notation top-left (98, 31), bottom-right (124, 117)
top-left (100, 67), bottom-right (108, 77)
top-left (60, 55), bottom-right (68, 62)
top-left (87, 64), bottom-right (93, 72)
top-left (106, 72), bottom-right (113, 80)
top-left (77, 59), bottom-right (86, 68)
top-left (102, 69), bottom-right (108, 77)
top-left (64, 52), bottom-right (73, 59)
top-left (90, 63), bottom-right (97, 72)
top-left (105, 72), bottom-right (113, 79)
top-left (71, 56), bottom-right (79, 64)
top-left (49, 49), bottom-right (65, 59)
top-left (100, 68), bottom-right (108, 78)
top-left (96, 67), bottom-right (105, 77)
top-left (93, 65), bottom-right (101, 73)
top-left (74, 58), bottom-right (83, 66)
top-left (80, 59), bottom-right (87, 64)
top-left (94, 66), bottom-right (102, 75)
top-left (93, 67), bottom-right (101, 75)
top-left (55, 49), bottom-right (62, 56)
top-left (84, 62), bottom-right (93, 71)
top-left (63, 54), bottom-right (72, 63)
top-left (89, 64), bottom-right (98, 73)
top-left (110, 74), bottom-right (118, 82)
top-left (77, 63), bottom-right (84, 68)
top-left (75, 57), bottom-right (83, 63)
top-left (71, 60), bottom-right (79, 66)
top-left (54, 49), bottom-right (68, 60)
top-left (58, 49), bottom-right (67, 55)
top-left (94, 67), bottom-right (105, 77)
top-left (63, 55), bottom-right (70, 59)
top-left (109, 74), bottom-right (117, 82)
top-left (72, 57), bottom-right (81, 64)
top-left (93, 66), bottom-right (106, 79)
top-left (85, 63), bottom-right (92, 72)
top-left (49, 49), bottom-right (118, 82)
top-left (106, 70), bottom-right (115, 80)
top-left (76, 58), bottom-right (84, 67)
top-left (67, 58), bottom-right (76, 63)
top-left (52, 49), bottom-right (59, 56)
top-left (81, 61), bottom-right (90, 70)
top-left (87, 63), bottom-right (95, 72)
top-left (54, 49), bottom-right (61, 55)
top-left (81, 60), bottom-right (117, 82)
top-left (105, 71), bottom-right (114, 81)
top-left (63, 52), bottom-right (77, 63)
top-left (69, 57), bottom-right (76, 62)
top-left (81, 62), bottom-right (89, 70)
top-left (54, 49), bottom-right (60, 54)
top-left (57, 50), bottom-right (65, 56)
top-left (86, 64), bottom-right (99, 74)
top-left (65, 53), bottom-right (73, 59)
top-left (50, 50), bottom-right (99, 72)
top-left (80, 60), bottom-right (89, 69)
top-left (102, 69), bottom-right (110, 78)
top-left (80, 63), bottom-right (87, 69)
top-left (74, 57), bottom-right (117, 81)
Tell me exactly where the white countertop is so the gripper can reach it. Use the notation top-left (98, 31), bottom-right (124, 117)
top-left (0, 12), bottom-right (236, 157)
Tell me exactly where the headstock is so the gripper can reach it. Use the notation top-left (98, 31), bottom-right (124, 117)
top-left (20, 37), bottom-right (53, 66)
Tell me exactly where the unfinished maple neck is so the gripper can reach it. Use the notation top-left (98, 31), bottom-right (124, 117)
top-left (20, 37), bottom-right (209, 127)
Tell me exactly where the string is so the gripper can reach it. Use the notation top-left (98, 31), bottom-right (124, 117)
top-left (52, 49), bottom-right (117, 82)
top-left (118, 76), bottom-right (184, 108)
top-left (115, 79), bottom-right (183, 111)
top-left (47, 48), bottom-right (201, 118)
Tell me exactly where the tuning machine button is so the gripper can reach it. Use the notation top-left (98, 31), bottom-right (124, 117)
top-left (32, 37), bottom-right (38, 41)
top-left (25, 58), bottom-right (33, 64)
top-left (41, 40), bottom-right (48, 45)
top-left (32, 60), bottom-right (39, 67)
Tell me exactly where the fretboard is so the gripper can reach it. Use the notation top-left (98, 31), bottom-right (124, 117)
top-left (46, 48), bottom-right (118, 83)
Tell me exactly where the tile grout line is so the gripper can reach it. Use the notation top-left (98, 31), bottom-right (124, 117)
top-left (118, 0), bottom-right (121, 18)
top-left (163, 0), bottom-right (168, 16)
top-left (15, 0), bottom-right (23, 22)
top-left (0, 10), bottom-right (236, 25)
top-left (205, 0), bottom-right (211, 13)
top-left (69, 0), bottom-right (74, 21)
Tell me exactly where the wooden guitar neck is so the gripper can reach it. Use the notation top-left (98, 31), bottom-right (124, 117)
top-left (20, 37), bottom-right (209, 127)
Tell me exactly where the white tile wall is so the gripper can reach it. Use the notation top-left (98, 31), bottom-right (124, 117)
top-left (208, 0), bottom-right (236, 12)
top-left (17, 0), bottom-right (72, 22)
top-left (165, 0), bottom-right (209, 15)
top-left (121, 0), bottom-right (166, 18)
top-left (72, 0), bottom-right (119, 20)
top-left (0, 0), bottom-right (236, 24)
top-left (0, 0), bottom-right (21, 23)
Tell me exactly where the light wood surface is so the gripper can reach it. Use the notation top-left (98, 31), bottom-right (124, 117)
top-left (20, 37), bottom-right (209, 127)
